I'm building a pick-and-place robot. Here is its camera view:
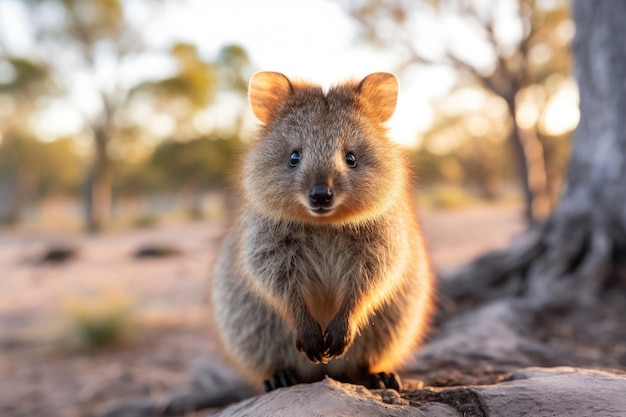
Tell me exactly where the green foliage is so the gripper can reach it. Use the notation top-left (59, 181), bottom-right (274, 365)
top-left (0, 58), bottom-right (51, 95)
top-left (161, 43), bottom-right (217, 108)
top-left (149, 133), bottom-right (242, 191)
top-left (0, 133), bottom-right (82, 198)
top-left (132, 42), bottom-right (218, 112)
top-left (217, 44), bottom-right (252, 94)
top-left (39, 138), bottom-right (84, 195)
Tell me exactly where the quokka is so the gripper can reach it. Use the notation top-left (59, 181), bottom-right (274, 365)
top-left (211, 71), bottom-right (434, 391)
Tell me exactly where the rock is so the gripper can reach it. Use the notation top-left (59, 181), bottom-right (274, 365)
top-left (474, 367), bottom-right (626, 417)
top-left (407, 367), bottom-right (626, 417)
top-left (211, 377), bottom-right (460, 417)
top-left (211, 368), bottom-right (626, 417)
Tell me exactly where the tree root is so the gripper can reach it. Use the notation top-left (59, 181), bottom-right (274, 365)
top-left (441, 207), bottom-right (623, 314)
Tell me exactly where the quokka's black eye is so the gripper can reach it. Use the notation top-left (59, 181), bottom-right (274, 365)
top-left (289, 151), bottom-right (301, 167)
top-left (346, 152), bottom-right (357, 168)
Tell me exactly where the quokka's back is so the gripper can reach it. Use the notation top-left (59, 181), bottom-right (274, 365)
top-left (211, 71), bottom-right (434, 391)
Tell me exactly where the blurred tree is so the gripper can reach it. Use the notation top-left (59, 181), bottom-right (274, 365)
top-left (131, 42), bottom-right (218, 141)
top-left (37, 137), bottom-right (83, 196)
top-left (0, 57), bottom-right (51, 99)
top-left (131, 42), bottom-right (251, 138)
top-left (444, 0), bottom-right (626, 316)
top-left (0, 134), bottom-right (82, 223)
top-left (0, 132), bottom-right (41, 224)
top-left (214, 44), bottom-right (253, 134)
top-left (10, 1), bottom-right (251, 231)
top-left (216, 44), bottom-right (252, 95)
top-left (415, 83), bottom-right (515, 198)
top-left (0, 56), bottom-right (55, 223)
top-left (148, 133), bottom-right (241, 217)
top-left (15, 0), bottom-right (148, 232)
top-left (125, 42), bottom-right (250, 217)
top-left (350, 0), bottom-right (573, 222)
top-left (0, 1), bottom-right (252, 229)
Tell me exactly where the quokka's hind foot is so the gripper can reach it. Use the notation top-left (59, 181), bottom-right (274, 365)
top-left (362, 372), bottom-right (402, 391)
top-left (263, 370), bottom-right (298, 392)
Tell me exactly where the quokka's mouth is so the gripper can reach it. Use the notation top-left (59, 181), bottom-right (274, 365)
top-left (298, 194), bottom-right (341, 217)
top-left (308, 206), bottom-right (334, 216)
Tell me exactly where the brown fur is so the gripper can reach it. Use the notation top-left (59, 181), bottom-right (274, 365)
top-left (211, 72), bottom-right (435, 387)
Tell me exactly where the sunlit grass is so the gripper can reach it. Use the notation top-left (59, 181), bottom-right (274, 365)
top-left (60, 288), bottom-right (137, 350)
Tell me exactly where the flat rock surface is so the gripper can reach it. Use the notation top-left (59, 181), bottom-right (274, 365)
top-left (472, 367), bottom-right (626, 417)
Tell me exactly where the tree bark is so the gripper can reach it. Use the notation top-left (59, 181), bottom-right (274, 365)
top-left (566, 0), bottom-right (626, 215)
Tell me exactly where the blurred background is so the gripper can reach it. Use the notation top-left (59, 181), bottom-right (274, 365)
top-left (0, 0), bottom-right (576, 231)
top-left (0, 0), bottom-right (577, 416)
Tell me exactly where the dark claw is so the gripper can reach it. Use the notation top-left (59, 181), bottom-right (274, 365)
top-left (263, 370), bottom-right (298, 392)
top-left (363, 372), bottom-right (402, 391)
top-left (324, 329), bottom-right (348, 358)
top-left (295, 319), bottom-right (326, 363)
top-left (324, 315), bottom-right (352, 359)
top-left (296, 338), bottom-right (326, 363)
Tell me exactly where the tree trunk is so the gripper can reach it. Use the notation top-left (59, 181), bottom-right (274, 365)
top-left (566, 0), bottom-right (626, 218)
top-left (444, 0), bottom-right (626, 312)
top-left (505, 96), bottom-right (551, 223)
top-left (85, 127), bottom-right (113, 233)
top-left (5, 164), bottom-right (39, 225)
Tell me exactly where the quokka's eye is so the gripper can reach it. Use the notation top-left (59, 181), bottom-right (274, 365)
top-left (346, 152), bottom-right (357, 168)
top-left (289, 151), bottom-right (301, 167)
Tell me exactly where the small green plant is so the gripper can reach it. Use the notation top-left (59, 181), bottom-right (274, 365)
top-left (132, 213), bottom-right (160, 229)
top-left (60, 288), bottom-right (136, 349)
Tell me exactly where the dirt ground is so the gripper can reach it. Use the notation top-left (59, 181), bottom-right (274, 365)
top-left (0, 204), bottom-right (525, 417)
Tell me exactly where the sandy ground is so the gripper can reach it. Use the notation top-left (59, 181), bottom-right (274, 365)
top-left (0, 204), bottom-right (525, 417)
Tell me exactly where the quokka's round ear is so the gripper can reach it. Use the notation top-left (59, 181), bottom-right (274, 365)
top-left (248, 71), bottom-right (294, 124)
top-left (357, 72), bottom-right (399, 123)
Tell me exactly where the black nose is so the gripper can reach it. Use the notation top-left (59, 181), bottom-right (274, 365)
top-left (309, 184), bottom-right (334, 207)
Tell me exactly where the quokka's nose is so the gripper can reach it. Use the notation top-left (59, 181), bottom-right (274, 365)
top-left (309, 184), bottom-right (334, 207)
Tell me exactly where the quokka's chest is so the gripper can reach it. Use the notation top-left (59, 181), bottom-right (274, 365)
top-left (242, 217), bottom-right (388, 281)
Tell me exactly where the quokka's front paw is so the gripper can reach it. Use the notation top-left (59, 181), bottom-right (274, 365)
top-left (295, 318), bottom-right (327, 363)
top-left (324, 314), bottom-right (354, 358)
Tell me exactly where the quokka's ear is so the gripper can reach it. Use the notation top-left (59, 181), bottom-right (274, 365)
top-left (248, 71), bottom-right (293, 124)
top-left (357, 72), bottom-right (398, 123)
